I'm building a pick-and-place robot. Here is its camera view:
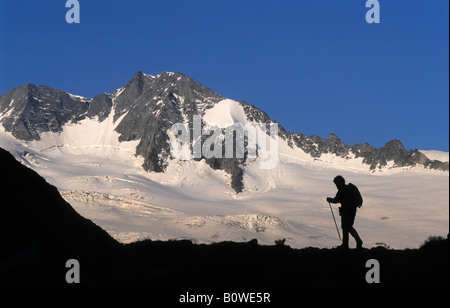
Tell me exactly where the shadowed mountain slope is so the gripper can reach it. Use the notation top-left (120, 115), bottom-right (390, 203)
top-left (0, 147), bottom-right (119, 286)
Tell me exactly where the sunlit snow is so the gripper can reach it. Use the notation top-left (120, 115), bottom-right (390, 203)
top-left (1, 102), bottom-right (448, 249)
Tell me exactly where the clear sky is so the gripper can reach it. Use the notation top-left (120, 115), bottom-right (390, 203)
top-left (0, 0), bottom-right (448, 151)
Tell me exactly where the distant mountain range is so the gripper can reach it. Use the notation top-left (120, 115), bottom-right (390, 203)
top-left (0, 72), bottom-right (447, 193)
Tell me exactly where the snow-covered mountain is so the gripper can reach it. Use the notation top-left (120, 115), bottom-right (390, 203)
top-left (0, 72), bottom-right (448, 248)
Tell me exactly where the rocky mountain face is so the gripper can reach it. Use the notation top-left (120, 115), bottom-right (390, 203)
top-left (0, 72), bottom-right (448, 193)
top-left (0, 83), bottom-right (89, 140)
top-left (287, 133), bottom-right (448, 171)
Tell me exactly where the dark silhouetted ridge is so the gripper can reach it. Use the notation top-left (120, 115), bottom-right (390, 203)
top-left (0, 147), bottom-right (118, 286)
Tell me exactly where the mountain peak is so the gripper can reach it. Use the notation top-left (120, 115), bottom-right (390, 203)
top-left (0, 83), bottom-right (90, 140)
top-left (381, 139), bottom-right (408, 157)
top-left (0, 71), bottom-right (448, 178)
top-left (384, 139), bottom-right (405, 150)
top-left (132, 70), bottom-right (145, 79)
top-left (157, 71), bottom-right (183, 78)
top-left (126, 71), bottom-right (151, 90)
top-left (131, 71), bottom-right (188, 82)
top-left (328, 133), bottom-right (341, 141)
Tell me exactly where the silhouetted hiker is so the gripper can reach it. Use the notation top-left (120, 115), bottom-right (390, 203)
top-left (327, 175), bottom-right (363, 250)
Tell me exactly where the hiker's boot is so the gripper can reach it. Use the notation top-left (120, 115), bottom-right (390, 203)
top-left (337, 244), bottom-right (349, 250)
top-left (356, 239), bottom-right (363, 250)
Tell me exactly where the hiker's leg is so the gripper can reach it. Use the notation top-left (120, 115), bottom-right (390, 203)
top-left (349, 227), bottom-right (363, 248)
top-left (341, 227), bottom-right (350, 248)
top-left (341, 214), bottom-right (351, 248)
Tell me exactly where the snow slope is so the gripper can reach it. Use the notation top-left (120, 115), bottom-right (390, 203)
top-left (0, 101), bottom-right (448, 249)
top-left (420, 150), bottom-right (449, 162)
top-left (203, 99), bottom-right (249, 128)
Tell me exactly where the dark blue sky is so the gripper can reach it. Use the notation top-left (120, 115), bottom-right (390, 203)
top-left (1, 0), bottom-right (448, 151)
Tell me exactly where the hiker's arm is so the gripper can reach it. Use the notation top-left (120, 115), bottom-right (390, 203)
top-left (327, 191), bottom-right (341, 204)
top-left (327, 197), bottom-right (339, 203)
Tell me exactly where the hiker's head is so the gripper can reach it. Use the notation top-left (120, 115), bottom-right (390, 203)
top-left (333, 175), bottom-right (345, 189)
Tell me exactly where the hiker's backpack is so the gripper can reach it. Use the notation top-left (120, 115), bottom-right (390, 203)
top-left (347, 183), bottom-right (363, 208)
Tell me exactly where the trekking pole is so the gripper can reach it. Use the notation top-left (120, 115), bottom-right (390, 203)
top-left (328, 201), bottom-right (341, 241)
